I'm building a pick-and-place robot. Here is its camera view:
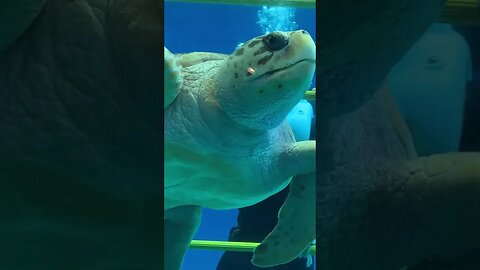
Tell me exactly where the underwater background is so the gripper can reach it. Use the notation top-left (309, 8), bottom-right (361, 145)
top-left (165, 1), bottom-right (480, 269)
top-left (165, 2), bottom-right (316, 269)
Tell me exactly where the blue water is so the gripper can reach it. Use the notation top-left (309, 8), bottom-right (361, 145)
top-left (165, 2), bottom-right (316, 269)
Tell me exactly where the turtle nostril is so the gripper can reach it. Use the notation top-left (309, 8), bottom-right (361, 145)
top-left (301, 30), bottom-right (307, 34)
top-left (262, 32), bottom-right (289, 51)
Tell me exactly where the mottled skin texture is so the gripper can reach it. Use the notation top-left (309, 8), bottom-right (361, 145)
top-left (317, 0), bottom-right (480, 269)
top-left (0, 0), bottom-right (163, 269)
top-left (164, 31), bottom-right (316, 269)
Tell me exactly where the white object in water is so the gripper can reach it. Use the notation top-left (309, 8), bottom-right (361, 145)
top-left (287, 99), bottom-right (314, 141)
top-left (387, 23), bottom-right (472, 156)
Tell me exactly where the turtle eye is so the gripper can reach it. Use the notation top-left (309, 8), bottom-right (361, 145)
top-left (262, 32), bottom-right (289, 51)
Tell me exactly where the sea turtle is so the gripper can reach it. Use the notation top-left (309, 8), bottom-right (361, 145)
top-left (313, 0), bottom-right (480, 269)
top-left (164, 30), bottom-right (316, 269)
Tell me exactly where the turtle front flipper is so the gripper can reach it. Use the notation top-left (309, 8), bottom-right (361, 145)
top-left (0, 0), bottom-right (46, 51)
top-left (164, 205), bottom-right (202, 270)
top-left (164, 47), bottom-right (183, 109)
top-left (394, 152), bottom-right (480, 266)
top-left (252, 172), bottom-right (315, 267)
top-left (252, 140), bottom-right (316, 267)
top-left (320, 152), bottom-right (480, 270)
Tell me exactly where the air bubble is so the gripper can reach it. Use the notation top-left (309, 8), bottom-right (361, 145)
top-left (257, 6), bottom-right (298, 34)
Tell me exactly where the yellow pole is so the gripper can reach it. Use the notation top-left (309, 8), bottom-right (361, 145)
top-left (304, 89), bottom-right (315, 102)
top-left (189, 240), bottom-right (316, 256)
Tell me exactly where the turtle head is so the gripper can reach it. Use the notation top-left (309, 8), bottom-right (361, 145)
top-left (213, 30), bottom-right (315, 130)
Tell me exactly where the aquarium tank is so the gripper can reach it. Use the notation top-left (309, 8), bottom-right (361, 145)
top-left (165, 1), bottom-right (316, 269)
